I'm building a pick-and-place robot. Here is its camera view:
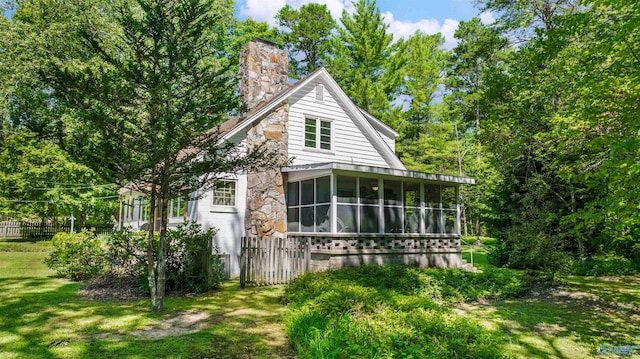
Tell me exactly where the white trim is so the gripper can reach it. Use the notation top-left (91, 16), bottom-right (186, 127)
top-left (359, 108), bottom-right (399, 138)
top-left (283, 162), bottom-right (476, 185)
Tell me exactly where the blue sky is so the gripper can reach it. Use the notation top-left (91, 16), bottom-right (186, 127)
top-left (375, 0), bottom-right (478, 23)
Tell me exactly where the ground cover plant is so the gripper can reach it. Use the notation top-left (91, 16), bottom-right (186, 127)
top-left (282, 265), bottom-right (532, 359)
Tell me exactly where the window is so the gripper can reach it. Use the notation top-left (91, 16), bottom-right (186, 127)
top-left (315, 84), bottom-right (324, 102)
top-left (304, 117), bottom-right (331, 150)
top-left (170, 197), bottom-right (185, 218)
top-left (286, 175), bottom-right (460, 235)
top-left (287, 176), bottom-right (331, 233)
top-left (212, 180), bottom-right (236, 206)
top-left (140, 197), bottom-right (150, 221)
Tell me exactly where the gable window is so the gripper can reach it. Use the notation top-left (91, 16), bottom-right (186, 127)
top-left (305, 117), bottom-right (331, 150)
top-left (315, 84), bottom-right (324, 102)
top-left (212, 180), bottom-right (236, 206)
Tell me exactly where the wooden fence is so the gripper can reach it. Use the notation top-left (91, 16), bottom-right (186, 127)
top-left (0, 221), bottom-right (21, 239)
top-left (0, 222), bottom-right (114, 239)
top-left (240, 236), bottom-right (310, 287)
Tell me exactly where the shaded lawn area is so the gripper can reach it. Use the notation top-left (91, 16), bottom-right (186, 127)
top-left (0, 247), bottom-right (295, 359)
top-left (461, 244), bottom-right (640, 359)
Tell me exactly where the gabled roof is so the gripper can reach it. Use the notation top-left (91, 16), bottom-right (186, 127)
top-left (221, 67), bottom-right (406, 170)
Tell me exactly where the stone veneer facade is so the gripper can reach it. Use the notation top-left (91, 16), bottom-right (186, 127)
top-left (240, 39), bottom-right (290, 238)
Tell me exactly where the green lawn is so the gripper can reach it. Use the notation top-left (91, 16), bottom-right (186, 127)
top-left (461, 243), bottom-right (640, 359)
top-left (1, 239), bottom-right (639, 358)
top-left (0, 243), bottom-right (295, 359)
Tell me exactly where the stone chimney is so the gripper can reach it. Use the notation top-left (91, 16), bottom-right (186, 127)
top-left (240, 39), bottom-right (289, 239)
top-left (238, 38), bottom-right (289, 109)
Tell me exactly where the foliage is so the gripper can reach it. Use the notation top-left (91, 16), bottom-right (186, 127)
top-left (10, 0), bottom-right (279, 311)
top-left (276, 3), bottom-right (335, 77)
top-left (474, 1), bottom-right (640, 270)
top-left (104, 227), bottom-right (148, 279)
top-left (325, 0), bottom-right (402, 122)
top-left (164, 222), bottom-right (222, 293)
top-left (45, 229), bottom-right (105, 281)
top-left (572, 254), bottom-right (639, 276)
top-left (0, 131), bottom-right (118, 224)
top-left (107, 223), bottom-right (223, 294)
top-left (283, 265), bottom-right (532, 358)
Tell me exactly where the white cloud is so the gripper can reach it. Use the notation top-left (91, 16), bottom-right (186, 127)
top-left (382, 12), bottom-right (460, 49)
top-left (479, 11), bottom-right (495, 25)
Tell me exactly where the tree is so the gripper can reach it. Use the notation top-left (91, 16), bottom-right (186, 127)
top-left (17, 0), bottom-right (278, 311)
top-left (476, 0), bottom-right (640, 271)
top-left (0, 131), bottom-right (117, 225)
top-left (476, 0), bottom-right (581, 41)
top-left (444, 18), bottom-right (506, 237)
top-left (325, 0), bottom-right (402, 123)
top-left (394, 32), bottom-right (459, 175)
top-left (276, 3), bottom-right (335, 77)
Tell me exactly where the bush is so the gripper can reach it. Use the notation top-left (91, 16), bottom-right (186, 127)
top-left (283, 265), bottom-right (519, 358)
top-left (104, 228), bottom-right (148, 279)
top-left (573, 253), bottom-right (639, 276)
top-left (45, 230), bottom-right (105, 281)
top-left (106, 223), bottom-right (223, 295)
top-left (165, 222), bottom-right (223, 293)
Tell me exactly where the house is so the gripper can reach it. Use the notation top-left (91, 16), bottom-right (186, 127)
top-left (118, 39), bottom-right (474, 276)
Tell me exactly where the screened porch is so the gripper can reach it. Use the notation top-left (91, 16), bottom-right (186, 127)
top-left (283, 163), bottom-right (474, 237)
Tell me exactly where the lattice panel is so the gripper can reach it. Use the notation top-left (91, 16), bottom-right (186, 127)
top-left (299, 237), bottom-right (461, 252)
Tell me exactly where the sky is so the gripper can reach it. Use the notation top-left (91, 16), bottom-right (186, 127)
top-left (235, 0), bottom-right (494, 49)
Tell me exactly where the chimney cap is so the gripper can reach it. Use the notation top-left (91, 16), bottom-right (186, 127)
top-left (250, 37), bottom-right (281, 49)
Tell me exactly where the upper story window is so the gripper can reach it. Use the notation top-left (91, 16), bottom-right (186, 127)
top-left (305, 117), bottom-right (331, 150)
top-left (212, 180), bottom-right (236, 206)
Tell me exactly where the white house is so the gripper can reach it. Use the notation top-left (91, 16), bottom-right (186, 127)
top-left (118, 39), bottom-right (474, 276)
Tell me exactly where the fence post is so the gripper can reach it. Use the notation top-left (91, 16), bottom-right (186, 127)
top-left (240, 237), bottom-right (246, 288)
top-left (305, 237), bottom-right (311, 273)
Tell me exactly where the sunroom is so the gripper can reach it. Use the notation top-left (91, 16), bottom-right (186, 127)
top-left (284, 163), bottom-right (474, 237)
top-left (282, 163), bottom-right (474, 271)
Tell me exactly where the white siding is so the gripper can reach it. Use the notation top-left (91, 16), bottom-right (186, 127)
top-left (377, 130), bottom-right (396, 153)
top-left (287, 81), bottom-right (390, 168)
top-left (193, 173), bottom-right (247, 276)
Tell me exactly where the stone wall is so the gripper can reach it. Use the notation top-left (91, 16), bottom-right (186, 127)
top-left (240, 39), bottom-right (290, 238)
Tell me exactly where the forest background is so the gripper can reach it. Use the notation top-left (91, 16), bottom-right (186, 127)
top-left (1, 0), bottom-right (638, 273)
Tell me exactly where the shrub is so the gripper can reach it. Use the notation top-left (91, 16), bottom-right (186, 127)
top-left (106, 223), bottom-right (223, 294)
top-left (45, 230), bottom-right (105, 281)
top-left (165, 222), bottom-right (223, 293)
top-left (283, 265), bottom-right (516, 358)
top-left (573, 253), bottom-right (639, 276)
top-left (104, 228), bottom-right (148, 279)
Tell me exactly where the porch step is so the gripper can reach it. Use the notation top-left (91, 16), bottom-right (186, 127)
top-left (461, 259), bottom-right (481, 273)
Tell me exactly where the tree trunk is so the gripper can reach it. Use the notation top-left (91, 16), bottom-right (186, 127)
top-left (156, 180), bottom-right (169, 312)
top-left (454, 122), bottom-right (468, 236)
top-left (147, 180), bottom-right (160, 311)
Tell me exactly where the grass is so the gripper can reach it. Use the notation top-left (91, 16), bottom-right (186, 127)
top-left (460, 243), bottom-right (640, 358)
top-left (2, 237), bottom-right (639, 358)
top-left (0, 238), bottom-right (53, 252)
top-left (0, 246), bottom-right (295, 359)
